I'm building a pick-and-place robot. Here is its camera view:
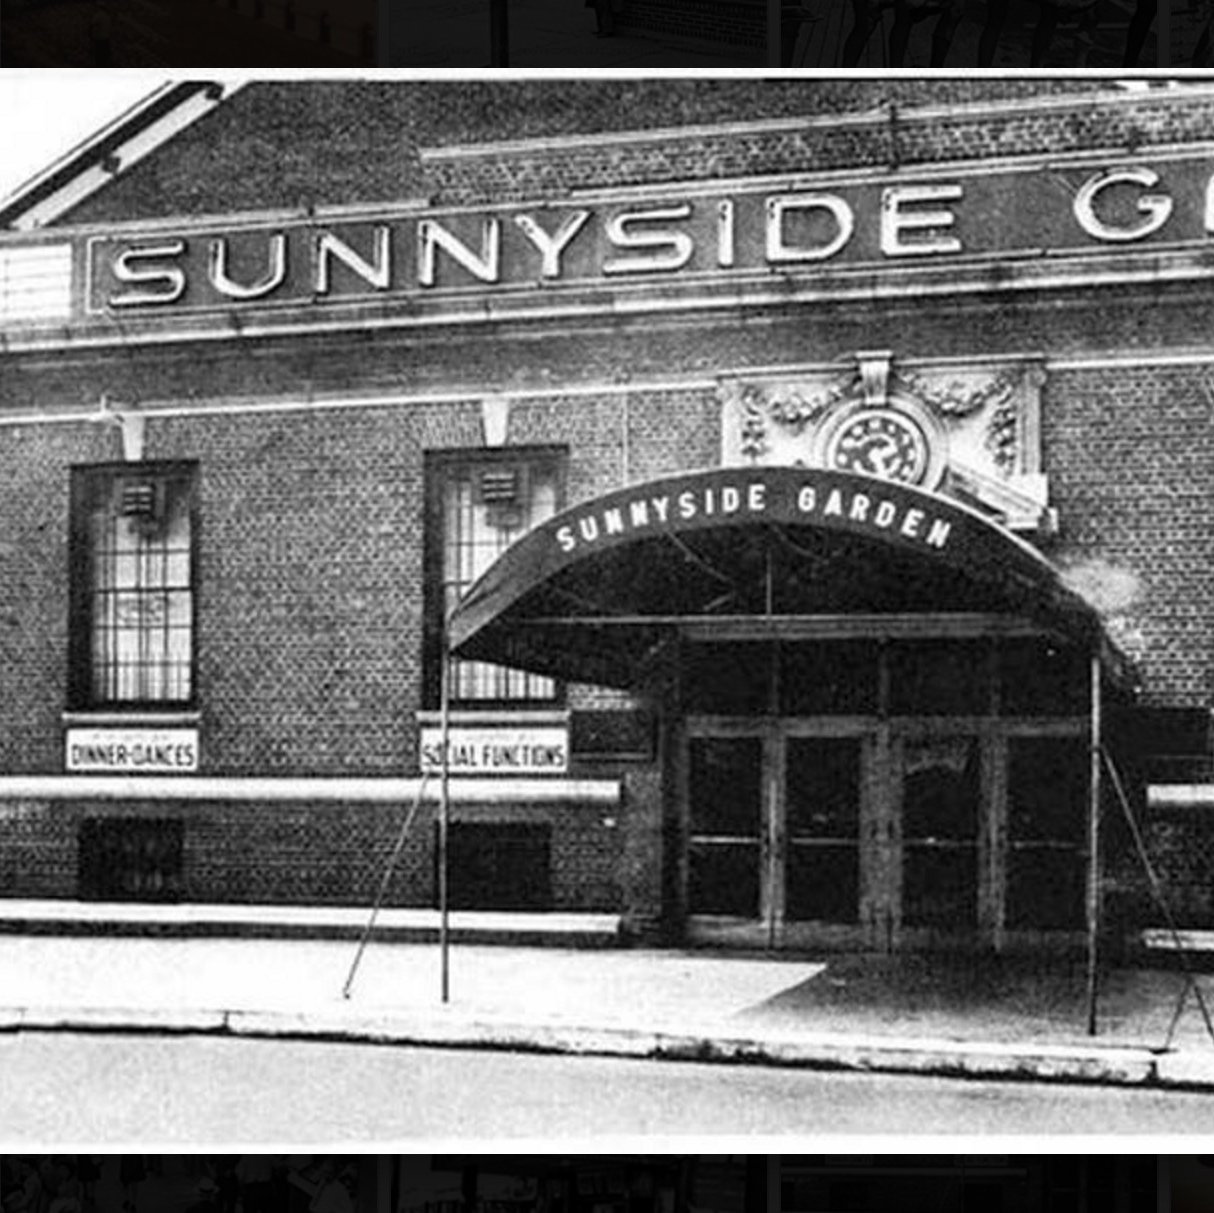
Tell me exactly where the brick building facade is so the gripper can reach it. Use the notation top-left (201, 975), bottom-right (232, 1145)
top-left (1, 77), bottom-right (1213, 952)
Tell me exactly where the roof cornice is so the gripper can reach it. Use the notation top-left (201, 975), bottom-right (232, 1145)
top-left (0, 81), bottom-right (231, 232)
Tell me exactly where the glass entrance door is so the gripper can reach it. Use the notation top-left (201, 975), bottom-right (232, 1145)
top-left (1006, 736), bottom-right (1087, 931)
top-left (687, 734), bottom-right (764, 920)
top-left (783, 735), bottom-right (862, 926)
top-left (899, 735), bottom-right (981, 933)
top-left (686, 726), bottom-right (865, 944)
top-left (685, 721), bottom-right (1086, 949)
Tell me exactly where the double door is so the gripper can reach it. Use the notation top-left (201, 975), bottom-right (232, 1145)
top-left (684, 721), bottom-right (871, 949)
top-left (683, 720), bottom-right (1086, 950)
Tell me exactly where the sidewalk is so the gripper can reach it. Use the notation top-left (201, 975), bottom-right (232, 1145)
top-left (3, 900), bottom-right (1214, 1091)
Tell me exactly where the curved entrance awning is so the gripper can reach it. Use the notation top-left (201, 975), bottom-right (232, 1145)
top-left (449, 467), bottom-right (1128, 691)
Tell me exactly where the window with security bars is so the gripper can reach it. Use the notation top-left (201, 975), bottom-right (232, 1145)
top-left (426, 450), bottom-right (563, 704)
top-left (69, 463), bottom-right (196, 707)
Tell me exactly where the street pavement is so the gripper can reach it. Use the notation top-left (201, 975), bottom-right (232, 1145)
top-left (5, 900), bottom-right (1214, 1093)
top-left (9, 1031), bottom-right (1214, 1139)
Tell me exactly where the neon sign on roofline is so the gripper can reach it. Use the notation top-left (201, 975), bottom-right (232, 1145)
top-left (83, 160), bottom-right (1214, 314)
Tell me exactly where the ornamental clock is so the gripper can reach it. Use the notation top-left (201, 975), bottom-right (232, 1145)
top-left (825, 408), bottom-right (930, 484)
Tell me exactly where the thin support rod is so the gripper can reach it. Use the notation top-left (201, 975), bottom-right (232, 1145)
top-left (1085, 650), bottom-right (1101, 1037)
top-left (342, 772), bottom-right (432, 999)
top-left (439, 648), bottom-right (452, 1004)
top-left (665, 530), bottom-right (733, 587)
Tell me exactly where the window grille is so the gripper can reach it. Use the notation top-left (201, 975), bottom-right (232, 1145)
top-left (72, 464), bottom-right (196, 706)
top-left (431, 452), bottom-right (561, 703)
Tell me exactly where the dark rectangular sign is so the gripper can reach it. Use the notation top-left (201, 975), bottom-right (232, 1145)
top-left (84, 156), bottom-right (1214, 314)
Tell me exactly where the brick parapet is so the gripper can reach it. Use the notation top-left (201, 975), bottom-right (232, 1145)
top-left (57, 80), bottom-right (1175, 228)
top-left (419, 89), bottom-right (1214, 205)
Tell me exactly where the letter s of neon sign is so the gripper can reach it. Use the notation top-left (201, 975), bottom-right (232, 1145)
top-left (107, 241), bottom-right (188, 307)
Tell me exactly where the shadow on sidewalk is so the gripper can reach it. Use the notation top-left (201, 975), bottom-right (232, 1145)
top-left (738, 950), bottom-right (1214, 1051)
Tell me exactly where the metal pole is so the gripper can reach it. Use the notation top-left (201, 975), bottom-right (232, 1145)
top-left (1085, 649), bottom-right (1102, 1037)
top-left (439, 647), bottom-right (452, 1004)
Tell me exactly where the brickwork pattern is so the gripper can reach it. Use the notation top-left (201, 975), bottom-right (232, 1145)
top-left (8, 80), bottom-right (1214, 931)
top-left (423, 90), bottom-right (1214, 205)
top-left (13, 285), bottom-right (1214, 413)
top-left (173, 404), bottom-right (436, 776)
top-left (1044, 365), bottom-right (1214, 709)
top-left (5, 349), bottom-right (1206, 917)
top-left (0, 802), bottom-right (78, 898)
top-left (61, 84), bottom-right (429, 227)
top-left (0, 796), bottom-right (620, 910)
top-left (0, 382), bottom-right (723, 780)
top-left (5, 321), bottom-right (1213, 758)
top-left (1141, 812), bottom-right (1214, 927)
top-left (0, 422), bottom-right (115, 773)
top-left (0, 381), bottom-right (690, 905)
top-left (61, 80), bottom-right (1126, 227)
top-left (412, 80), bottom-right (1115, 150)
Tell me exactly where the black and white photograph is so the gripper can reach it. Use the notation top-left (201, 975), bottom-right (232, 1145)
top-left (5, 73), bottom-right (1214, 1141)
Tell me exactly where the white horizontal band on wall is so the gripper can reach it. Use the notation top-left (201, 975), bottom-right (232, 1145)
top-left (0, 775), bottom-right (621, 806)
top-left (419, 83), bottom-right (1214, 163)
top-left (1147, 784), bottom-right (1214, 810)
